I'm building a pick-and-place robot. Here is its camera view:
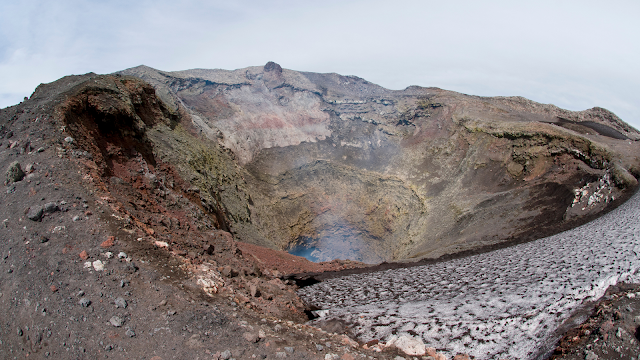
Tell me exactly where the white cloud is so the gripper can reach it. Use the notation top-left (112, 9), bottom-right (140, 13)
top-left (1, 0), bottom-right (639, 129)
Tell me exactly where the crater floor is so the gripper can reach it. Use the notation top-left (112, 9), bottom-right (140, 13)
top-left (299, 190), bottom-right (640, 359)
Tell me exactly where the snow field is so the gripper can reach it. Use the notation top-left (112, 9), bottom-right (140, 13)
top-left (299, 191), bottom-right (640, 359)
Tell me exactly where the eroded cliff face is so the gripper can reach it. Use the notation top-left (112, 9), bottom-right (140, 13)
top-left (116, 63), bottom-right (640, 262)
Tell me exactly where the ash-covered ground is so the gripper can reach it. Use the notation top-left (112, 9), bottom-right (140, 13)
top-left (299, 189), bottom-right (640, 359)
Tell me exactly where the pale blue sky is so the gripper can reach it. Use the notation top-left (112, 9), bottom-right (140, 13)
top-left (1, 0), bottom-right (639, 129)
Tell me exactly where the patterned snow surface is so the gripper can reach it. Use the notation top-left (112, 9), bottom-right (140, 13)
top-left (298, 191), bottom-right (640, 360)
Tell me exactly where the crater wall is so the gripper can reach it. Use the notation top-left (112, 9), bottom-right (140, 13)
top-left (117, 63), bottom-right (640, 262)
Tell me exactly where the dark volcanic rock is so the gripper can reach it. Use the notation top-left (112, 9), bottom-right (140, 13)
top-left (26, 206), bottom-right (44, 221)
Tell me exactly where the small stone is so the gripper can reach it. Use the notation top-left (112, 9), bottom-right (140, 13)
top-left (221, 265), bottom-right (238, 278)
top-left (284, 347), bottom-right (294, 353)
top-left (585, 350), bottom-right (599, 360)
top-left (125, 328), bottom-right (136, 337)
top-left (325, 354), bottom-right (339, 360)
top-left (109, 316), bottom-right (124, 327)
top-left (125, 262), bottom-right (139, 273)
top-left (92, 260), bottom-right (105, 271)
top-left (72, 215), bottom-right (81, 222)
top-left (26, 206), bottom-right (44, 221)
top-left (275, 352), bottom-right (287, 359)
top-left (273, 324), bottom-right (282, 332)
top-left (79, 251), bottom-right (89, 260)
top-left (43, 202), bottom-right (59, 213)
top-left (50, 285), bottom-right (58, 292)
top-left (114, 297), bottom-right (127, 309)
top-left (79, 298), bottom-right (91, 307)
top-left (243, 332), bottom-right (259, 343)
top-left (118, 252), bottom-right (127, 259)
top-left (250, 284), bottom-right (261, 298)
top-left (17, 327), bottom-right (23, 336)
top-left (167, 310), bottom-right (176, 316)
top-left (154, 240), bottom-right (169, 248)
top-left (6, 161), bottom-right (25, 183)
top-left (316, 344), bottom-right (324, 351)
top-left (77, 290), bottom-right (85, 297)
top-left (105, 344), bottom-right (113, 351)
top-left (64, 137), bottom-right (74, 144)
top-left (39, 235), bottom-right (49, 243)
top-left (394, 357), bottom-right (406, 360)
top-left (616, 327), bottom-right (623, 339)
top-left (103, 252), bottom-right (113, 259)
top-left (258, 329), bottom-right (266, 338)
top-left (613, 310), bottom-right (622, 320)
top-left (220, 350), bottom-right (232, 360)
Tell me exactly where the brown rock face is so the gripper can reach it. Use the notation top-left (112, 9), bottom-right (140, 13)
top-left (90, 64), bottom-right (639, 263)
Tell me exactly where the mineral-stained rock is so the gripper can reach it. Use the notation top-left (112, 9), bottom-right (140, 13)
top-left (6, 161), bottom-right (25, 183)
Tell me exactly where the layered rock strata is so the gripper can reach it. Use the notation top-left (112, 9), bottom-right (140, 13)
top-left (116, 62), bottom-right (640, 263)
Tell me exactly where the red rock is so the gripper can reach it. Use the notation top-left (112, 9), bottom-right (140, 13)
top-left (50, 285), bottom-right (58, 292)
top-left (341, 335), bottom-right (358, 348)
top-left (426, 347), bottom-right (438, 357)
top-left (341, 354), bottom-right (355, 360)
top-left (454, 354), bottom-right (471, 360)
top-left (100, 236), bottom-right (115, 248)
top-left (79, 250), bottom-right (89, 260)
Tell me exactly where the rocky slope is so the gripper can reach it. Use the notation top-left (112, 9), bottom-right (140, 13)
top-left (117, 62), bottom-right (640, 263)
top-left (0, 73), bottom-right (383, 360)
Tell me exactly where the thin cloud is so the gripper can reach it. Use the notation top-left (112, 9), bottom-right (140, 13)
top-left (1, 0), bottom-right (638, 129)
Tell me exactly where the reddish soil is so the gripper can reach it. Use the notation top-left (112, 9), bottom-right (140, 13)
top-left (0, 75), bottom-right (398, 360)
